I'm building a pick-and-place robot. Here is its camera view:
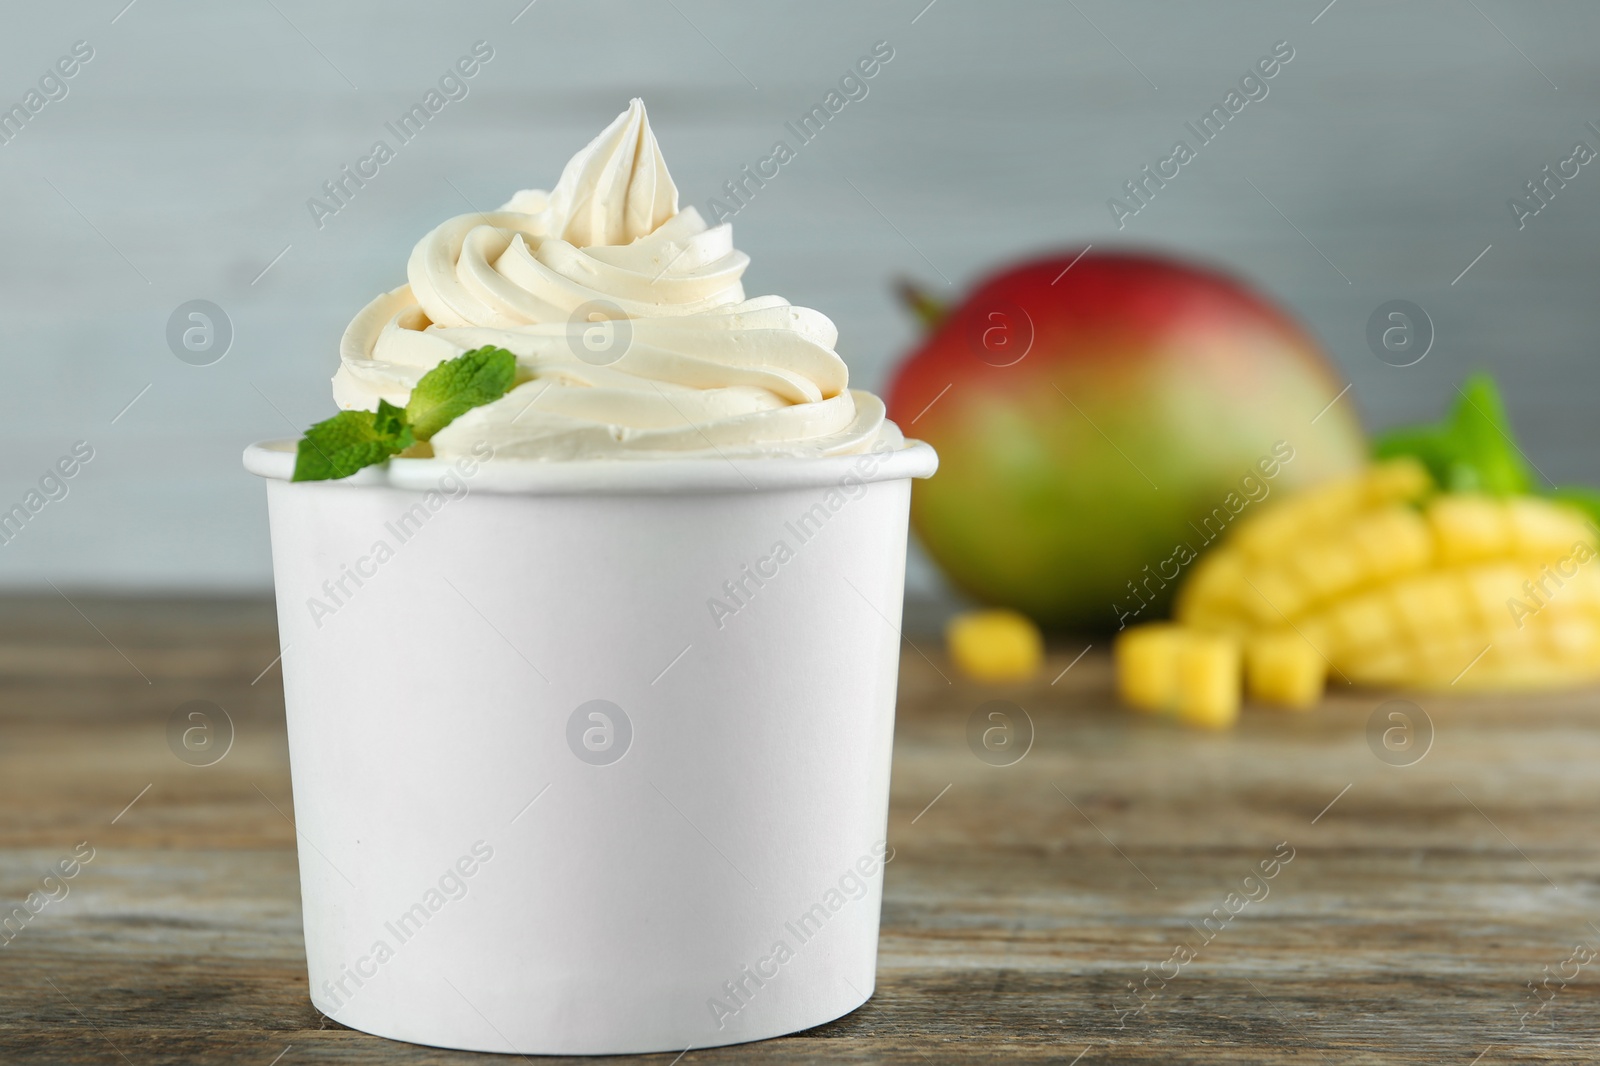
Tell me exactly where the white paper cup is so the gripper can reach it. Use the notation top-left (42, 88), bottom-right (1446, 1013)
top-left (244, 438), bottom-right (937, 1056)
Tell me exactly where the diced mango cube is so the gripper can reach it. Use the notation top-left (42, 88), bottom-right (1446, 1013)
top-left (1411, 636), bottom-right (1489, 688)
top-left (1230, 509), bottom-right (1299, 561)
top-left (1245, 631), bottom-right (1325, 710)
top-left (1561, 565), bottom-right (1600, 610)
top-left (946, 609), bottom-right (1044, 683)
top-left (1231, 475), bottom-right (1363, 559)
top-left (1461, 562), bottom-right (1527, 626)
top-left (1352, 506), bottom-right (1433, 580)
top-left (1175, 549), bottom-right (1244, 623)
top-left (1175, 633), bottom-right (1242, 729)
top-left (1506, 497), bottom-right (1594, 560)
top-left (1340, 646), bottom-right (1413, 687)
top-left (1240, 566), bottom-right (1306, 625)
top-left (1288, 541), bottom-right (1365, 603)
top-left (1390, 573), bottom-right (1470, 639)
top-left (1224, 462), bottom-right (1421, 559)
top-left (1325, 592), bottom-right (1395, 655)
top-left (1540, 614), bottom-right (1600, 661)
top-left (1115, 623), bottom-right (1185, 713)
top-left (1516, 559), bottom-right (1600, 618)
top-left (1428, 495), bottom-right (1508, 564)
top-left (1362, 457), bottom-right (1434, 506)
top-left (1295, 615), bottom-right (1336, 657)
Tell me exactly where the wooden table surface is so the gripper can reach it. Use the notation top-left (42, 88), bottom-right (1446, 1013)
top-left (3, 596), bottom-right (1599, 1064)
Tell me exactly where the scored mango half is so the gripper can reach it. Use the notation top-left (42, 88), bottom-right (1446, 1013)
top-left (1117, 458), bottom-right (1600, 720)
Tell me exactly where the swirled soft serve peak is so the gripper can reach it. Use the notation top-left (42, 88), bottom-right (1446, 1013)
top-left (296, 98), bottom-right (900, 478)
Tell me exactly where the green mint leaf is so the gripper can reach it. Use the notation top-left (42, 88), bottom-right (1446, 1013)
top-left (1447, 373), bottom-right (1533, 494)
top-left (405, 346), bottom-right (518, 441)
top-left (1372, 426), bottom-right (1453, 488)
top-left (292, 400), bottom-right (414, 481)
top-left (1373, 372), bottom-right (1533, 495)
top-left (287, 348), bottom-right (513, 481)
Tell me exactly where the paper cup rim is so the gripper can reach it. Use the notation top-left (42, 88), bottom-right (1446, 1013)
top-left (243, 438), bottom-right (937, 495)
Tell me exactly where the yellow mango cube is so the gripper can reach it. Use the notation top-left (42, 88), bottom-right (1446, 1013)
top-left (1175, 549), bottom-right (1243, 623)
top-left (1341, 645), bottom-right (1413, 687)
top-left (1325, 592), bottom-right (1395, 656)
top-left (1245, 631), bottom-right (1325, 710)
top-left (1288, 541), bottom-right (1365, 603)
top-left (1461, 562), bottom-right (1528, 627)
top-left (1230, 471), bottom-right (1365, 560)
top-left (1390, 572), bottom-right (1470, 638)
top-left (946, 609), bottom-right (1044, 683)
top-left (1230, 508), bottom-right (1300, 561)
top-left (1240, 566), bottom-right (1306, 625)
top-left (1561, 565), bottom-right (1600, 611)
top-left (1352, 506), bottom-right (1434, 580)
top-left (1115, 623), bottom-right (1242, 724)
top-left (1428, 495), bottom-right (1508, 564)
top-left (1410, 637), bottom-right (1487, 688)
top-left (1506, 497), bottom-right (1594, 560)
top-left (1175, 633), bottom-right (1242, 729)
top-left (1540, 614), bottom-right (1600, 662)
top-left (1362, 457), bottom-right (1434, 506)
top-left (1115, 623), bottom-right (1186, 712)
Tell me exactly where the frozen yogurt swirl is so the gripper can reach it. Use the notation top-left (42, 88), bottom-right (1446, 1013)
top-left (333, 99), bottom-right (900, 460)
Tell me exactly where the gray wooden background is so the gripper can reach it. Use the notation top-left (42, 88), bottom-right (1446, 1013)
top-left (1, 0), bottom-right (1596, 597)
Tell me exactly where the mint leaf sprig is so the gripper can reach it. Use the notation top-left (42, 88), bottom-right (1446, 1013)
top-left (293, 398), bottom-right (414, 482)
top-left (292, 346), bottom-right (517, 482)
top-left (1373, 371), bottom-right (1600, 527)
top-left (1373, 372), bottom-right (1533, 495)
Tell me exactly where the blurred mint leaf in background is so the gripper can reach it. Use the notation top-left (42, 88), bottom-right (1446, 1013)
top-left (1373, 372), bottom-right (1534, 495)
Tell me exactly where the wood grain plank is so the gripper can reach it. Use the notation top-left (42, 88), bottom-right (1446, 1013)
top-left (2, 598), bottom-right (1598, 1062)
